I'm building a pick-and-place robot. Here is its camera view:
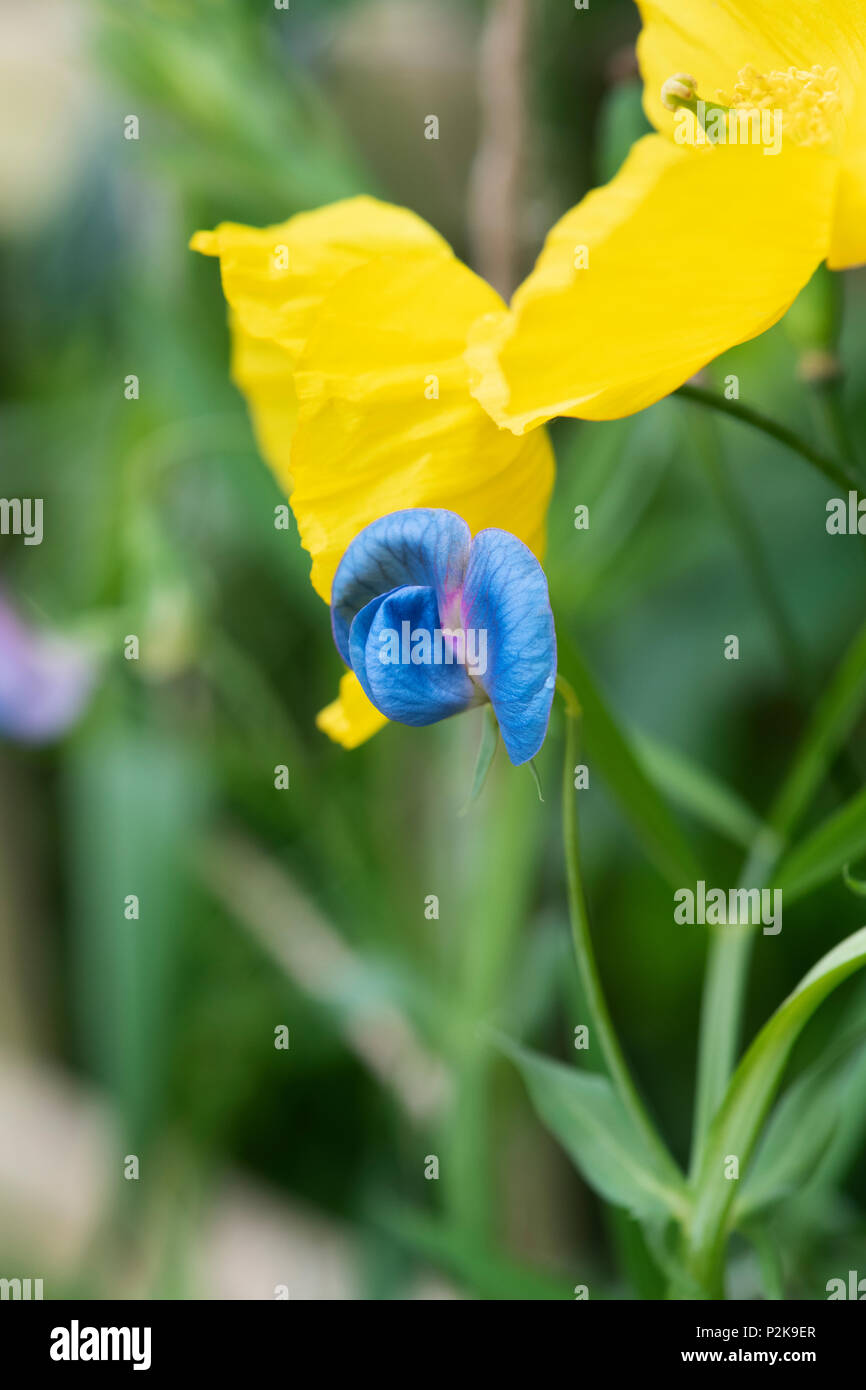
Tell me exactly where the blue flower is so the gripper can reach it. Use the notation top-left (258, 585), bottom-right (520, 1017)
top-left (0, 588), bottom-right (96, 744)
top-left (330, 509), bottom-right (556, 765)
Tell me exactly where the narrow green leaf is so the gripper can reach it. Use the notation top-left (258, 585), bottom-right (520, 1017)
top-left (631, 729), bottom-right (765, 850)
top-left (458, 707), bottom-right (499, 816)
top-left (688, 924), bottom-right (866, 1281)
top-left (500, 1037), bottom-right (688, 1222)
top-left (527, 758), bottom-right (544, 803)
top-left (67, 729), bottom-right (209, 1149)
top-left (775, 785), bottom-right (866, 904)
top-left (557, 631), bottom-right (700, 888)
top-left (733, 1035), bottom-right (866, 1222)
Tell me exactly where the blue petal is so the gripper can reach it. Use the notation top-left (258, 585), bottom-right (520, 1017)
top-left (350, 585), bottom-right (478, 727)
top-left (345, 585), bottom-right (401, 702)
top-left (331, 509), bottom-right (471, 665)
top-left (461, 530), bottom-right (556, 765)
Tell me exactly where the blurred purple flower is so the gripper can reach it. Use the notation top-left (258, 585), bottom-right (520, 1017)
top-left (0, 590), bottom-right (96, 743)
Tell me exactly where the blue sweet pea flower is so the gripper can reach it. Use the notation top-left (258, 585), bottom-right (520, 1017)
top-left (330, 509), bottom-right (556, 765)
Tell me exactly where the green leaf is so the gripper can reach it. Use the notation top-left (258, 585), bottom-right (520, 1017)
top-left (775, 785), bottom-right (866, 904)
top-left (770, 615), bottom-right (866, 837)
top-left (500, 1037), bottom-right (688, 1222)
top-left (458, 707), bottom-right (499, 815)
top-left (630, 729), bottom-right (765, 850)
top-left (527, 758), bottom-right (544, 803)
top-left (557, 631), bottom-right (700, 888)
top-left (688, 924), bottom-right (866, 1278)
top-left (733, 1035), bottom-right (866, 1222)
top-left (67, 728), bottom-right (210, 1149)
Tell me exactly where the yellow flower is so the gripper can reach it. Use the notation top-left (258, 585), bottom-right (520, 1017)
top-left (468, 0), bottom-right (866, 432)
top-left (192, 197), bottom-right (554, 747)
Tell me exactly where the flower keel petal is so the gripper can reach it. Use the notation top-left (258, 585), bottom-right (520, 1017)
top-left (331, 509), bottom-right (471, 666)
top-left (353, 586), bottom-right (479, 728)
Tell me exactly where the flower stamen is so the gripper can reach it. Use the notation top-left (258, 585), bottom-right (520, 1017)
top-left (715, 64), bottom-right (842, 149)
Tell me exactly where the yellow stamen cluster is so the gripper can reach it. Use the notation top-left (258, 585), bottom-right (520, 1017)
top-left (716, 64), bottom-right (843, 148)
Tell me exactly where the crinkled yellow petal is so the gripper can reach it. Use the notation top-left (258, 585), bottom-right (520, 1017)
top-left (190, 197), bottom-right (448, 349)
top-left (229, 320), bottom-right (298, 494)
top-left (316, 671), bottom-right (388, 749)
top-left (191, 197), bottom-right (450, 482)
top-left (468, 134), bottom-right (836, 430)
top-left (290, 251), bottom-right (555, 602)
top-left (636, 0), bottom-right (866, 137)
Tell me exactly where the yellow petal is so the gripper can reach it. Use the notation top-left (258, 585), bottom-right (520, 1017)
top-left (191, 197), bottom-right (450, 479)
top-left (636, 0), bottom-right (866, 266)
top-left (290, 250), bottom-right (555, 601)
top-left (229, 320), bottom-right (298, 494)
top-left (190, 197), bottom-right (448, 349)
top-left (468, 133), bottom-right (836, 430)
top-left (636, 0), bottom-right (866, 137)
top-left (316, 671), bottom-right (388, 748)
top-left (829, 147), bottom-right (866, 268)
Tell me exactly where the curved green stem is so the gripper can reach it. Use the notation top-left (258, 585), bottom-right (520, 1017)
top-left (556, 675), bottom-right (674, 1172)
top-left (676, 383), bottom-right (862, 495)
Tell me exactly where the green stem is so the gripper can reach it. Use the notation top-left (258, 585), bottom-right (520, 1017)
top-left (689, 830), bottom-right (781, 1177)
top-left (691, 666), bottom-right (865, 1174)
top-left (688, 365), bottom-right (866, 1176)
top-left (676, 383), bottom-right (861, 495)
top-left (556, 676), bottom-right (672, 1170)
top-left (686, 825), bottom-right (786, 1295)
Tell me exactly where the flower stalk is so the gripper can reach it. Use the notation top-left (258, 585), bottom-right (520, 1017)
top-left (676, 383), bottom-right (862, 495)
top-left (557, 676), bottom-right (675, 1174)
